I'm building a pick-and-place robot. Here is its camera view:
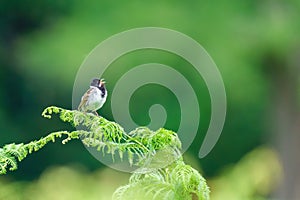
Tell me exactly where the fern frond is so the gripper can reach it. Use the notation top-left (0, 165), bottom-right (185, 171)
top-left (42, 106), bottom-right (182, 167)
top-left (170, 161), bottom-right (210, 200)
top-left (0, 152), bottom-right (17, 172)
top-left (1, 106), bottom-right (210, 199)
top-left (0, 130), bottom-right (80, 175)
top-left (114, 160), bottom-right (210, 200)
top-left (3, 143), bottom-right (28, 161)
top-left (113, 170), bottom-right (175, 200)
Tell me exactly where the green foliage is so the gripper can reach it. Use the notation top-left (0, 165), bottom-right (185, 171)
top-left (0, 131), bottom-right (79, 175)
top-left (113, 160), bottom-right (209, 200)
top-left (42, 106), bottom-right (182, 167)
top-left (0, 106), bottom-right (209, 199)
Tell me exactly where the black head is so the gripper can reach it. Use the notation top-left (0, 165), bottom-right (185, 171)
top-left (90, 78), bottom-right (101, 87)
top-left (90, 78), bottom-right (106, 96)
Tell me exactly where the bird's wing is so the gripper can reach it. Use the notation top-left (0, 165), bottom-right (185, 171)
top-left (78, 88), bottom-right (94, 111)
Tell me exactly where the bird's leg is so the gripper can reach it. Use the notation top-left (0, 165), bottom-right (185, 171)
top-left (94, 111), bottom-right (99, 116)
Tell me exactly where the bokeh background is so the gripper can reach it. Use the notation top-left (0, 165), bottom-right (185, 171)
top-left (0, 0), bottom-right (299, 199)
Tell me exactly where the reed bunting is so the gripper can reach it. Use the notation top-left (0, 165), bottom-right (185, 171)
top-left (78, 78), bottom-right (107, 115)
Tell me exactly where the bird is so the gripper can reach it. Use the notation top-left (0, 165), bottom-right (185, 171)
top-left (78, 78), bottom-right (107, 116)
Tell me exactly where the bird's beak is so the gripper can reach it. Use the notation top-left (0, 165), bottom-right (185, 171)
top-left (100, 79), bottom-right (106, 86)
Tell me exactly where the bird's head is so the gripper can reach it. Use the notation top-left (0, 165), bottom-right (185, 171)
top-left (91, 78), bottom-right (106, 89)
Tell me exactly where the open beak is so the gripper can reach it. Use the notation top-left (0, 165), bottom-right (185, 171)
top-left (100, 79), bottom-right (106, 86)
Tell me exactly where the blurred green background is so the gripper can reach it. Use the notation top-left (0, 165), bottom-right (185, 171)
top-left (0, 0), bottom-right (299, 199)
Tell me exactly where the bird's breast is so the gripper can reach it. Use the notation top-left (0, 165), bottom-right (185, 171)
top-left (86, 88), bottom-right (106, 110)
